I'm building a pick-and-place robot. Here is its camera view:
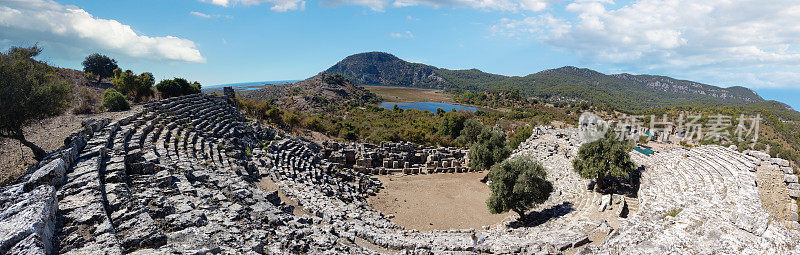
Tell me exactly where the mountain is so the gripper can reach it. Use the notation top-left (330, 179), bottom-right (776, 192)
top-left (325, 52), bottom-right (448, 88)
top-left (325, 52), bottom-right (765, 111)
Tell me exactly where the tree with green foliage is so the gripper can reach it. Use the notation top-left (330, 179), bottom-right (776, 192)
top-left (0, 46), bottom-right (72, 160)
top-left (82, 53), bottom-right (118, 82)
top-left (112, 68), bottom-right (154, 102)
top-left (572, 132), bottom-right (636, 192)
top-left (156, 78), bottom-right (201, 98)
top-left (101, 88), bottom-right (130, 111)
top-left (468, 127), bottom-right (510, 171)
top-left (455, 118), bottom-right (484, 145)
top-left (439, 112), bottom-right (467, 140)
top-left (486, 157), bottom-right (553, 219)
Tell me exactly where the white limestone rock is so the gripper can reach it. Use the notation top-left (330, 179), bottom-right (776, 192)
top-left (785, 174), bottom-right (799, 184)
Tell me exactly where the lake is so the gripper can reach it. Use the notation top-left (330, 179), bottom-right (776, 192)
top-left (203, 80), bottom-right (300, 92)
top-left (380, 102), bottom-right (477, 112)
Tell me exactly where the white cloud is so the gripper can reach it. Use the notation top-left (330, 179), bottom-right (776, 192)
top-left (201, 0), bottom-right (306, 12)
top-left (190, 11), bottom-right (233, 19)
top-left (390, 31), bottom-right (414, 38)
top-left (0, 0), bottom-right (205, 63)
top-left (493, 0), bottom-right (800, 88)
top-left (324, 0), bottom-right (554, 12)
top-left (190, 11), bottom-right (213, 18)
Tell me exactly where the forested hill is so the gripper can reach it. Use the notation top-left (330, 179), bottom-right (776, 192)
top-left (325, 52), bottom-right (765, 111)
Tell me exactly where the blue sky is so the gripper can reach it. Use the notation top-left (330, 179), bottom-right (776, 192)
top-left (1, 0), bottom-right (799, 110)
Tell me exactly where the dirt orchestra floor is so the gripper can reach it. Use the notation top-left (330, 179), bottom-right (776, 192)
top-left (367, 171), bottom-right (513, 231)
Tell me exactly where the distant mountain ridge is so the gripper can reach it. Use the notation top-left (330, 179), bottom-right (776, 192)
top-left (325, 52), bottom-right (765, 111)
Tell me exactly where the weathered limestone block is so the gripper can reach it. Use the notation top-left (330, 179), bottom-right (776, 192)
top-left (0, 185), bottom-right (56, 254)
top-left (782, 167), bottom-right (795, 175)
top-left (773, 158), bottom-right (790, 167)
top-left (734, 210), bottom-right (769, 235)
top-left (24, 158), bottom-right (67, 192)
top-left (598, 195), bottom-right (611, 212)
top-left (789, 190), bottom-right (800, 198)
top-left (117, 212), bottom-right (167, 251)
top-left (785, 174), bottom-right (798, 184)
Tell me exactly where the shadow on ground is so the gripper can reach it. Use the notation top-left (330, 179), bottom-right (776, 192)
top-left (508, 201), bottom-right (575, 228)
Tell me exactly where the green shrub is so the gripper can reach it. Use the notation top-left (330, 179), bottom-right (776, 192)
top-left (486, 157), bottom-right (553, 219)
top-left (113, 69), bottom-right (154, 102)
top-left (72, 86), bottom-right (98, 114)
top-left (665, 208), bottom-right (682, 218)
top-left (156, 78), bottom-right (201, 98)
top-left (638, 135), bottom-right (650, 144)
top-left (101, 88), bottom-right (130, 111)
top-left (507, 126), bottom-right (533, 151)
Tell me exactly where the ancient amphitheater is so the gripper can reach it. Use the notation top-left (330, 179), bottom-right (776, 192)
top-left (2, 93), bottom-right (800, 254)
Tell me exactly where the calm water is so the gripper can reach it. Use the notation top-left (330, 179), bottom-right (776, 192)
top-left (380, 102), bottom-right (476, 112)
top-left (204, 80), bottom-right (300, 91)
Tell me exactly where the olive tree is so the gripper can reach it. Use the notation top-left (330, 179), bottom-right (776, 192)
top-left (82, 53), bottom-right (118, 82)
top-left (468, 127), bottom-right (510, 171)
top-left (0, 46), bottom-right (71, 160)
top-left (572, 132), bottom-right (636, 192)
top-left (486, 157), bottom-right (553, 219)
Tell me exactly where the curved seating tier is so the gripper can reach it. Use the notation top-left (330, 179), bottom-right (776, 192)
top-left (587, 145), bottom-right (800, 253)
top-left (4, 97), bottom-right (799, 254)
top-left (1, 94), bottom-right (371, 254)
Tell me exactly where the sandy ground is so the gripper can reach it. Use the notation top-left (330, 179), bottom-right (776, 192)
top-left (0, 105), bottom-right (142, 185)
top-left (364, 86), bottom-right (453, 103)
top-left (367, 172), bottom-right (513, 231)
top-left (756, 163), bottom-right (796, 228)
top-left (256, 177), bottom-right (312, 216)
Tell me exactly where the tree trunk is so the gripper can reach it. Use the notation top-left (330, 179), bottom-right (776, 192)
top-left (595, 174), bottom-right (605, 193)
top-left (12, 132), bottom-right (46, 161)
top-left (514, 209), bottom-right (526, 222)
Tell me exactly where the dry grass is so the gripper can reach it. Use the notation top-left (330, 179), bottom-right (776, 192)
top-left (0, 105), bottom-right (141, 185)
top-left (756, 163), bottom-right (796, 228)
top-left (364, 85), bottom-right (453, 103)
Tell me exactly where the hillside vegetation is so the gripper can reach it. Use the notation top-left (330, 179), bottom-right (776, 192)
top-left (241, 73), bottom-right (381, 113)
top-left (326, 52), bottom-right (764, 111)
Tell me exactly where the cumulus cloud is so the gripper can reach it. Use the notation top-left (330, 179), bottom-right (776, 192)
top-left (390, 31), bottom-right (414, 38)
top-left (323, 0), bottom-right (554, 12)
top-left (201, 0), bottom-right (306, 12)
top-left (493, 0), bottom-right (800, 88)
top-left (0, 0), bottom-right (205, 63)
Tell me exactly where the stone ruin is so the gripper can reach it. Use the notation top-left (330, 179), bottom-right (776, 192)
top-left (2, 94), bottom-right (800, 254)
top-left (321, 141), bottom-right (471, 175)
